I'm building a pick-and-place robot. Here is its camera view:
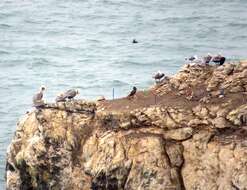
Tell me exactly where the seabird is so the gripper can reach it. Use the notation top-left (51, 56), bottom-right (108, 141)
top-left (202, 53), bottom-right (212, 64)
top-left (64, 89), bottom-right (79, 100)
top-left (127, 86), bottom-right (137, 99)
top-left (212, 54), bottom-right (226, 65)
top-left (33, 86), bottom-right (46, 108)
top-left (153, 71), bottom-right (165, 82)
top-left (97, 96), bottom-right (106, 101)
top-left (219, 88), bottom-right (225, 98)
top-left (185, 55), bottom-right (198, 61)
top-left (55, 93), bottom-right (66, 102)
top-left (132, 39), bottom-right (138, 44)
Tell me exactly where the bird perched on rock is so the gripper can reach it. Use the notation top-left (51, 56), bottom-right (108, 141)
top-left (64, 89), bottom-right (79, 100)
top-left (153, 71), bottom-right (165, 82)
top-left (212, 54), bottom-right (226, 65)
top-left (202, 53), bottom-right (212, 64)
top-left (33, 86), bottom-right (46, 108)
top-left (55, 93), bottom-right (66, 103)
top-left (97, 95), bottom-right (106, 102)
top-left (127, 86), bottom-right (137, 99)
top-left (219, 88), bottom-right (225, 98)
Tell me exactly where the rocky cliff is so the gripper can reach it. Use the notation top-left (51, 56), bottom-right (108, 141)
top-left (6, 60), bottom-right (247, 190)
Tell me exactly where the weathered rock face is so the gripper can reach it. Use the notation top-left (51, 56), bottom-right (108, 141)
top-left (6, 61), bottom-right (247, 190)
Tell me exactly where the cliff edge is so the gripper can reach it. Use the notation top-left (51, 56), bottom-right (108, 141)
top-left (6, 60), bottom-right (247, 190)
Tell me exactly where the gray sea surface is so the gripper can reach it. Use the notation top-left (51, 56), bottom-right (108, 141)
top-left (0, 0), bottom-right (247, 188)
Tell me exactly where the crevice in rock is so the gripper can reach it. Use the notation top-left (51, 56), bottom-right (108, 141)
top-left (177, 153), bottom-right (186, 190)
top-left (231, 181), bottom-right (240, 190)
top-left (6, 161), bottom-right (15, 172)
top-left (16, 160), bottom-right (33, 190)
top-left (123, 161), bottom-right (133, 190)
top-left (165, 140), bottom-right (186, 190)
top-left (166, 109), bottom-right (178, 125)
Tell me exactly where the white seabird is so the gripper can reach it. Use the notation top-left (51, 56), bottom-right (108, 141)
top-left (153, 71), bottom-right (165, 82)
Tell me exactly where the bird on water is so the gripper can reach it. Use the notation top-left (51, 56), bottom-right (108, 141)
top-left (132, 39), bottom-right (138, 44)
top-left (33, 86), bottom-right (46, 108)
top-left (127, 86), bottom-right (137, 99)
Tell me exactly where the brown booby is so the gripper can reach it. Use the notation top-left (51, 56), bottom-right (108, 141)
top-left (127, 86), bottom-right (137, 99)
top-left (33, 86), bottom-right (46, 108)
top-left (64, 89), bottom-right (79, 100)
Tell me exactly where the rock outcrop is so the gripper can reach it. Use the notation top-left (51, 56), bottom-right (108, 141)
top-left (6, 61), bottom-right (247, 190)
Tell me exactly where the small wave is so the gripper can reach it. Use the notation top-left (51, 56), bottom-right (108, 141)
top-left (119, 61), bottom-right (146, 67)
top-left (0, 23), bottom-right (11, 28)
top-left (73, 84), bottom-right (104, 90)
top-left (227, 22), bottom-right (247, 28)
top-left (86, 39), bottom-right (101, 43)
top-left (231, 35), bottom-right (247, 40)
top-left (0, 86), bottom-right (9, 90)
top-left (56, 46), bottom-right (78, 51)
top-left (1, 62), bottom-right (22, 68)
top-left (111, 79), bottom-right (129, 86)
top-left (30, 58), bottom-right (51, 67)
top-left (6, 83), bottom-right (30, 89)
top-left (0, 50), bottom-right (10, 55)
top-left (154, 16), bottom-right (214, 24)
top-left (0, 110), bottom-right (9, 115)
top-left (24, 19), bottom-right (39, 24)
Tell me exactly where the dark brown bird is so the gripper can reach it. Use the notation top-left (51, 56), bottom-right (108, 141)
top-left (127, 86), bottom-right (137, 98)
top-left (212, 54), bottom-right (226, 65)
top-left (132, 39), bottom-right (138, 43)
top-left (64, 89), bottom-right (79, 100)
top-left (33, 86), bottom-right (46, 108)
top-left (153, 71), bottom-right (165, 82)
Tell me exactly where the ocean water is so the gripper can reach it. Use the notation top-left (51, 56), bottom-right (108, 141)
top-left (0, 0), bottom-right (247, 188)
